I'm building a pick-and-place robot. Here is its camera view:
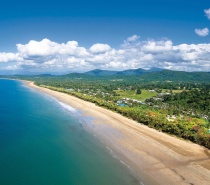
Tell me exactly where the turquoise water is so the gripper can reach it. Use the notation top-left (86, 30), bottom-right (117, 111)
top-left (0, 79), bottom-right (139, 185)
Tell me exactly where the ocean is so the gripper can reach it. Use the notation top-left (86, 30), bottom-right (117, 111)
top-left (0, 79), bottom-right (139, 185)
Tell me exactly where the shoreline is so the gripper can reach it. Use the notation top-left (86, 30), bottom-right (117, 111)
top-left (25, 81), bottom-right (210, 185)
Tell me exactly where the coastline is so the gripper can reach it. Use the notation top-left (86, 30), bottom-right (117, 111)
top-left (25, 81), bottom-right (210, 185)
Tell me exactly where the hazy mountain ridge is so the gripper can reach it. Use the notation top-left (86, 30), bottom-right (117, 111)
top-left (68, 68), bottom-right (210, 83)
top-left (3, 68), bottom-right (210, 83)
top-left (84, 68), bottom-right (163, 76)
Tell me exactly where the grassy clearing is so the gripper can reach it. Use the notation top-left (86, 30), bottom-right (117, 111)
top-left (115, 90), bottom-right (157, 101)
top-left (172, 90), bottom-right (185, 93)
top-left (162, 89), bottom-right (186, 93)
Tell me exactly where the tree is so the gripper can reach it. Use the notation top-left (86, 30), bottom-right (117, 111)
top-left (136, 88), bottom-right (141, 94)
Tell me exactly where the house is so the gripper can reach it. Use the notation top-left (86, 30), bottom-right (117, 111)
top-left (117, 100), bottom-right (123, 104)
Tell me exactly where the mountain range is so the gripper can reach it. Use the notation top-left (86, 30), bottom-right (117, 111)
top-left (84, 67), bottom-right (163, 76)
top-left (3, 68), bottom-right (210, 83)
top-left (60, 68), bottom-right (210, 83)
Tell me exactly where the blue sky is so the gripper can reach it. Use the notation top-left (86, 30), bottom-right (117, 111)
top-left (0, 0), bottom-right (210, 74)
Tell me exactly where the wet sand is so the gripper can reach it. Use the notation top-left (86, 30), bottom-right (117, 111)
top-left (26, 81), bottom-right (210, 185)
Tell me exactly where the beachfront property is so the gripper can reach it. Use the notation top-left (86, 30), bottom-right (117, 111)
top-left (116, 98), bottom-right (145, 106)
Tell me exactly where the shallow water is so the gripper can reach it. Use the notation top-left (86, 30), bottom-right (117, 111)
top-left (0, 79), bottom-right (140, 185)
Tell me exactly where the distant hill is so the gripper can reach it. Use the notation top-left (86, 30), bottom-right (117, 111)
top-left (84, 68), bottom-right (164, 76)
top-left (139, 69), bottom-right (210, 82)
top-left (116, 68), bottom-right (146, 75)
top-left (81, 68), bottom-right (210, 83)
top-left (8, 68), bottom-right (210, 83)
top-left (85, 69), bottom-right (118, 76)
top-left (38, 74), bottom-right (54, 77)
top-left (147, 67), bottom-right (163, 72)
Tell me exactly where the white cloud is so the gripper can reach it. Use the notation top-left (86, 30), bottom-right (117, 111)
top-left (17, 39), bottom-right (58, 57)
top-left (4, 65), bottom-right (20, 70)
top-left (126, 35), bottom-right (140, 42)
top-left (0, 53), bottom-right (22, 63)
top-left (204, 8), bottom-right (210, 19)
top-left (2, 36), bottom-right (210, 73)
top-left (142, 40), bottom-right (173, 52)
top-left (17, 39), bottom-right (88, 58)
top-left (195, 28), bottom-right (209, 37)
top-left (89, 43), bottom-right (111, 53)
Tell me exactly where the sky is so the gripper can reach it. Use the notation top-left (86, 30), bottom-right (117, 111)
top-left (0, 0), bottom-right (210, 74)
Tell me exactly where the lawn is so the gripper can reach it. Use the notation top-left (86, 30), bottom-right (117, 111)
top-left (115, 89), bottom-right (157, 101)
top-left (162, 89), bottom-right (186, 93)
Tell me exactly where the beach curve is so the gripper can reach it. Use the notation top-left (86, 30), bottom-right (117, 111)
top-left (25, 81), bottom-right (210, 185)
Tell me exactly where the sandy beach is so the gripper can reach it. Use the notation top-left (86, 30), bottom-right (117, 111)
top-left (25, 81), bottom-right (210, 185)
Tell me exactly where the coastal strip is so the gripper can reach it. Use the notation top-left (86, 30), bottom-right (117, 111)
top-left (25, 81), bottom-right (210, 185)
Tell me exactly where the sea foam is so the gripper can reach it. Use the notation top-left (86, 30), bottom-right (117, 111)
top-left (57, 101), bottom-right (78, 113)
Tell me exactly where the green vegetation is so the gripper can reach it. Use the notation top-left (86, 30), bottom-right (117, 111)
top-left (115, 89), bottom-right (157, 101)
top-left (147, 88), bottom-right (210, 117)
top-left (136, 88), bottom-right (141, 95)
top-left (10, 69), bottom-right (210, 149)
